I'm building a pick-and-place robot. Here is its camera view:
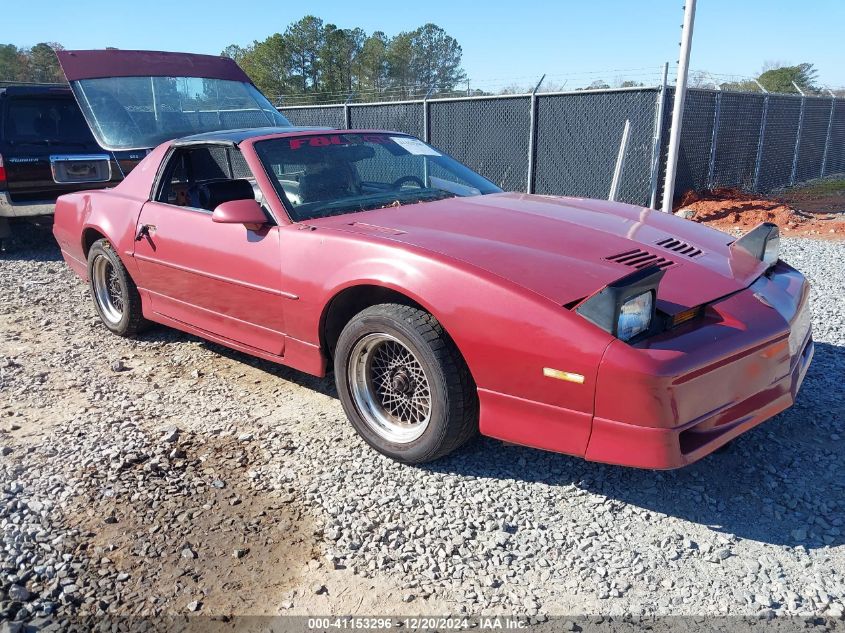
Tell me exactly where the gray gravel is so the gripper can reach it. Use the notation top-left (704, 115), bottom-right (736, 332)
top-left (1, 226), bottom-right (844, 625)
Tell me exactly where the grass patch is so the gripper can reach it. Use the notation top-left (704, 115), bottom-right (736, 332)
top-left (785, 178), bottom-right (845, 196)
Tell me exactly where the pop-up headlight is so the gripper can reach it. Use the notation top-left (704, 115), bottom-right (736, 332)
top-left (576, 266), bottom-right (665, 342)
top-left (731, 222), bottom-right (780, 267)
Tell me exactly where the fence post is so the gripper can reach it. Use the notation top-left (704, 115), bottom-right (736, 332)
top-left (343, 92), bottom-right (358, 128)
top-left (526, 74), bottom-right (545, 194)
top-left (609, 120), bottom-right (631, 201)
top-left (648, 63), bottom-right (669, 209)
top-left (752, 84), bottom-right (769, 192)
top-left (706, 84), bottom-right (722, 190)
top-left (661, 0), bottom-right (697, 212)
top-left (422, 84), bottom-right (435, 143)
top-left (821, 92), bottom-right (836, 178)
top-left (790, 82), bottom-right (806, 186)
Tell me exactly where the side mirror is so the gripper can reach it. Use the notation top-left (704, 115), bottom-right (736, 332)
top-left (211, 199), bottom-right (267, 230)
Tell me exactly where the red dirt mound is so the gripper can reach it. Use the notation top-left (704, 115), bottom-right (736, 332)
top-left (674, 188), bottom-right (844, 239)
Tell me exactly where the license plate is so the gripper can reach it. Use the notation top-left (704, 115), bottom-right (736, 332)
top-left (50, 154), bottom-right (111, 184)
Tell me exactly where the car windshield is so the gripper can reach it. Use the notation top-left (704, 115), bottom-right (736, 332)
top-left (255, 133), bottom-right (502, 221)
top-left (70, 76), bottom-right (291, 151)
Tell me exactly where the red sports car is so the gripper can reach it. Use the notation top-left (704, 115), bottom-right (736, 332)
top-left (52, 53), bottom-right (813, 468)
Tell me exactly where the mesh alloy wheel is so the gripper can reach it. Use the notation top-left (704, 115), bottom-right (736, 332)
top-left (91, 254), bottom-right (125, 325)
top-left (348, 332), bottom-right (433, 443)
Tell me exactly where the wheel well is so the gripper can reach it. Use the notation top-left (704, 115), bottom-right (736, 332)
top-left (322, 285), bottom-right (426, 359)
top-left (82, 228), bottom-right (106, 257)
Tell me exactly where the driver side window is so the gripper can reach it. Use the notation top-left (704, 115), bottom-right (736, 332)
top-left (155, 145), bottom-right (261, 213)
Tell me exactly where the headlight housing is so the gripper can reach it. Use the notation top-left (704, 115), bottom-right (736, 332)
top-left (731, 222), bottom-right (780, 267)
top-left (617, 291), bottom-right (654, 341)
top-left (576, 266), bottom-right (665, 343)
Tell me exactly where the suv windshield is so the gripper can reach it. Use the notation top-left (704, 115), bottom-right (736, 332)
top-left (71, 76), bottom-right (291, 150)
top-left (4, 97), bottom-right (97, 146)
top-left (255, 133), bottom-right (502, 221)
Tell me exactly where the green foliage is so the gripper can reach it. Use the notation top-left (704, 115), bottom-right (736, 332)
top-left (220, 15), bottom-right (466, 103)
top-left (757, 63), bottom-right (818, 94)
top-left (0, 42), bottom-right (65, 84)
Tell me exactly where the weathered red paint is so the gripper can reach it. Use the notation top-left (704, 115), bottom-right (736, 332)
top-left (52, 129), bottom-right (813, 469)
top-left (55, 49), bottom-right (251, 82)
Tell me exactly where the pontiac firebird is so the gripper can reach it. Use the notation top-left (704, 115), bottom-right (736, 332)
top-left (51, 56), bottom-right (813, 468)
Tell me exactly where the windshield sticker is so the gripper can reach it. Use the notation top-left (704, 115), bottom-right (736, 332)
top-left (288, 134), bottom-right (389, 150)
top-left (390, 136), bottom-right (441, 156)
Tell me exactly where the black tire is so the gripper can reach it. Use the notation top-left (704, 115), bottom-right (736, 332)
top-left (87, 238), bottom-right (148, 336)
top-left (334, 303), bottom-right (478, 464)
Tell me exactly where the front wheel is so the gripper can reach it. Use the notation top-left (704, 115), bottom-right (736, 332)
top-left (334, 304), bottom-right (478, 464)
top-left (87, 238), bottom-right (147, 336)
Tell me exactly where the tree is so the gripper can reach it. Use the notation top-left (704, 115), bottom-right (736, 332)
top-left (320, 25), bottom-right (364, 96)
top-left (386, 32), bottom-right (414, 94)
top-left (757, 63), bottom-right (818, 94)
top-left (218, 15), bottom-right (467, 101)
top-left (247, 35), bottom-right (294, 102)
top-left (357, 32), bottom-right (389, 94)
top-left (0, 44), bottom-right (26, 81)
top-left (28, 43), bottom-right (64, 83)
top-left (285, 15), bottom-right (324, 93)
top-left (407, 24), bottom-right (465, 92)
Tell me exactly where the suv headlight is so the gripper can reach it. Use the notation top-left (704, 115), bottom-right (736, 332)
top-left (576, 266), bottom-right (665, 343)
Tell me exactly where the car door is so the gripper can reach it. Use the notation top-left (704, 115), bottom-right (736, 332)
top-left (133, 144), bottom-right (286, 356)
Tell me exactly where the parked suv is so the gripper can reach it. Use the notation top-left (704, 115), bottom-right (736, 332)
top-left (0, 85), bottom-right (143, 251)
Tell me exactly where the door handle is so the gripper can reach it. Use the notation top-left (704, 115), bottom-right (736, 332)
top-left (135, 224), bottom-right (155, 241)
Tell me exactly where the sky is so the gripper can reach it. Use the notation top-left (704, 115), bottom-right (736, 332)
top-left (5, 0), bottom-right (844, 89)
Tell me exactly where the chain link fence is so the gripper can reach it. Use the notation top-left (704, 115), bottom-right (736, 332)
top-left (281, 87), bottom-right (844, 207)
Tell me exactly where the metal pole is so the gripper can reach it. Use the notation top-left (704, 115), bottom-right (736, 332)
top-left (526, 74), bottom-right (545, 194)
top-left (422, 84), bottom-right (436, 186)
top-left (609, 119), bottom-right (631, 202)
top-left (706, 84), bottom-right (722, 190)
top-left (422, 84), bottom-right (435, 143)
top-left (648, 63), bottom-right (670, 209)
top-left (343, 92), bottom-right (355, 129)
top-left (790, 82), bottom-right (806, 186)
top-left (661, 0), bottom-right (696, 213)
top-left (821, 95), bottom-right (836, 178)
top-left (753, 88), bottom-right (769, 192)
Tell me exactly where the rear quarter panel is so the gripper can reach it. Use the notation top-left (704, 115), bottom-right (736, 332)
top-left (53, 143), bottom-right (168, 279)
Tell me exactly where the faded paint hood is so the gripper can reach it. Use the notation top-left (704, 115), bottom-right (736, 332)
top-left (317, 192), bottom-right (767, 310)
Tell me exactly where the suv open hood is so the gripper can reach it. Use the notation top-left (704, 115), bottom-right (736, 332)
top-left (56, 49), bottom-right (290, 152)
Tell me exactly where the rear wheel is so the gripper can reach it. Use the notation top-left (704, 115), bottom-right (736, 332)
top-left (87, 238), bottom-right (147, 336)
top-left (334, 303), bottom-right (478, 463)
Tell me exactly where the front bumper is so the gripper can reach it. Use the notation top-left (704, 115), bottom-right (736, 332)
top-left (0, 192), bottom-right (55, 218)
top-left (586, 262), bottom-right (813, 469)
top-left (585, 330), bottom-right (813, 469)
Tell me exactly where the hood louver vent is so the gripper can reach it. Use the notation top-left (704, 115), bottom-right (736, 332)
top-left (605, 249), bottom-right (674, 269)
top-left (656, 237), bottom-right (703, 258)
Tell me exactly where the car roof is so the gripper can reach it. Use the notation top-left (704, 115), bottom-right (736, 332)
top-left (171, 127), bottom-right (412, 146)
top-left (171, 126), bottom-right (335, 146)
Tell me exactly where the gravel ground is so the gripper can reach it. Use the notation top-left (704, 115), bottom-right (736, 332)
top-left (1, 225), bottom-right (844, 628)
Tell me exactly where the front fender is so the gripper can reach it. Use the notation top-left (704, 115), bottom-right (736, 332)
top-left (280, 226), bottom-right (613, 418)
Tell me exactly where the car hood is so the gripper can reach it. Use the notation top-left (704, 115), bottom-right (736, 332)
top-left (314, 192), bottom-right (767, 311)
